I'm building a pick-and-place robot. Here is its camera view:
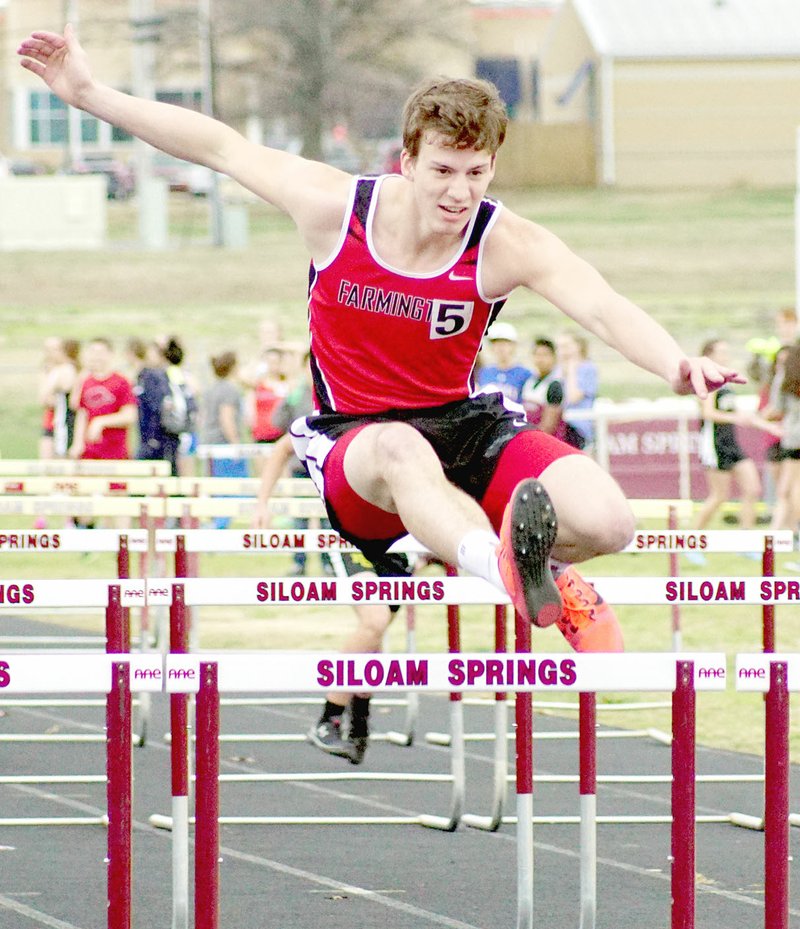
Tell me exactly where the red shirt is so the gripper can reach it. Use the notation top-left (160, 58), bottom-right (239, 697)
top-left (252, 379), bottom-right (286, 442)
top-left (307, 176), bottom-right (507, 414)
top-left (78, 372), bottom-right (136, 459)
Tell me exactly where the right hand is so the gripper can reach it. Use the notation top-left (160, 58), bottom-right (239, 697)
top-left (17, 24), bottom-right (93, 108)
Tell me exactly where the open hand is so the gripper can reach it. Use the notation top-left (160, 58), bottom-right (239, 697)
top-left (17, 24), bottom-right (93, 108)
top-left (670, 356), bottom-right (746, 399)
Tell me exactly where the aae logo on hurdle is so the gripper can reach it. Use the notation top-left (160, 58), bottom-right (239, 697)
top-left (0, 653), bottom-right (163, 692)
top-left (735, 654), bottom-right (800, 692)
top-left (165, 652), bottom-right (727, 694)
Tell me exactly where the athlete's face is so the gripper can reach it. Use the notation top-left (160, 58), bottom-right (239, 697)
top-left (401, 136), bottom-right (495, 233)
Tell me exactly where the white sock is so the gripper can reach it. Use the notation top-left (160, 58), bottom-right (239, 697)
top-left (457, 529), bottom-right (505, 592)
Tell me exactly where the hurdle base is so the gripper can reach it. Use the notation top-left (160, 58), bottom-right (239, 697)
top-left (418, 813), bottom-right (460, 832)
top-left (149, 813), bottom-right (174, 831)
top-left (461, 813), bottom-right (501, 832)
top-left (383, 730), bottom-right (414, 747)
top-left (728, 812), bottom-right (764, 831)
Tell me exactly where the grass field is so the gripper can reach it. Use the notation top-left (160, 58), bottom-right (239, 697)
top-left (1, 182), bottom-right (798, 760)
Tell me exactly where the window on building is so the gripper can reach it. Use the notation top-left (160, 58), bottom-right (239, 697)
top-left (29, 91), bottom-right (68, 145)
top-left (476, 58), bottom-right (521, 116)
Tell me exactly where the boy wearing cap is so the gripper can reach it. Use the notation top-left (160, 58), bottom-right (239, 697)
top-left (476, 322), bottom-right (532, 404)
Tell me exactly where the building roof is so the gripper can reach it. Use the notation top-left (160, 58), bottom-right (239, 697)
top-left (572, 0), bottom-right (800, 59)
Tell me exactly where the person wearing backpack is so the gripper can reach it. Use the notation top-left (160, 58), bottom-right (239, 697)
top-left (132, 339), bottom-right (181, 475)
top-left (162, 336), bottom-right (199, 477)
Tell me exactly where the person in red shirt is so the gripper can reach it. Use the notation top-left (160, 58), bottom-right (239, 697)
top-left (20, 29), bottom-right (745, 653)
top-left (70, 338), bottom-right (137, 460)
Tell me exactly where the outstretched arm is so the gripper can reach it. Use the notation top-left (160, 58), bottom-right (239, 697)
top-left (17, 26), bottom-right (349, 253)
top-left (486, 212), bottom-right (746, 399)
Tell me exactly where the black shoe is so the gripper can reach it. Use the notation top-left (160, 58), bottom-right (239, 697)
top-left (307, 719), bottom-right (351, 759)
top-left (347, 734), bottom-right (368, 765)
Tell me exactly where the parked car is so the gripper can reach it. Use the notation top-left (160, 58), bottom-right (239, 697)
top-left (9, 158), bottom-right (47, 177)
top-left (68, 154), bottom-right (135, 200)
top-left (152, 153), bottom-right (213, 195)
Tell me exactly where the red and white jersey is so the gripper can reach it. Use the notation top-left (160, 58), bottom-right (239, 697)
top-left (308, 175), bottom-right (508, 414)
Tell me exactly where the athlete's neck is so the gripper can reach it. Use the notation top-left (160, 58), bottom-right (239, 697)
top-left (371, 176), bottom-right (472, 274)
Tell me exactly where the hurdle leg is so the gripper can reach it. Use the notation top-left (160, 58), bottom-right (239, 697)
top-left (578, 692), bottom-right (597, 929)
top-left (764, 661), bottom-right (789, 929)
top-left (671, 660), bottom-right (696, 929)
top-left (462, 604), bottom-right (509, 832)
top-left (107, 661), bottom-right (132, 929)
top-left (419, 577), bottom-right (464, 831)
top-left (170, 586), bottom-right (191, 929)
top-left (196, 663), bottom-right (220, 929)
top-left (385, 604), bottom-right (419, 746)
top-left (730, 536), bottom-right (777, 832)
top-left (514, 607), bottom-right (534, 929)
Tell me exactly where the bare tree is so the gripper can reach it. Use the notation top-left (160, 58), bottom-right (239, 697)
top-left (212, 0), bottom-right (469, 161)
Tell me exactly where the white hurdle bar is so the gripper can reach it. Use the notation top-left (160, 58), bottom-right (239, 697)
top-left (0, 651), bottom-right (161, 929)
top-left (174, 651), bottom-right (726, 929)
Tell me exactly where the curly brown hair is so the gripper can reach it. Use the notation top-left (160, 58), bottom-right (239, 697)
top-left (401, 77), bottom-right (508, 158)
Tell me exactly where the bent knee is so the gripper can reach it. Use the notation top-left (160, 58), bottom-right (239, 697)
top-left (581, 503), bottom-right (635, 555)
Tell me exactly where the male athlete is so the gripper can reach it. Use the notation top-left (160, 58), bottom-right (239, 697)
top-left (18, 27), bottom-right (744, 652)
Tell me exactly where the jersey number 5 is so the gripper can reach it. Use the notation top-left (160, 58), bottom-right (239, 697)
top-left (429, 300), bottom-right (474, 340)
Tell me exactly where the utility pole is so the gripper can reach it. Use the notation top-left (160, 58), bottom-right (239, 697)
top-left (63, 0), bottom-right (82, 169)
top-left (198, 0), bottom-right (225, 246)
top-left (130, 0), bottom-right (167, 248)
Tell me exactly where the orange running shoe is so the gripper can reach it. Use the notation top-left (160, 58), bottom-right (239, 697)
top-left (496, 478), bottom-right (562, 627)
top-left (555, 567), bottom-right (624, 652)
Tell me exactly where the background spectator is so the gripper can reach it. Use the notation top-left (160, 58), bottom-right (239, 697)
top-left (69, 337), bottom-right (136, 461)
top-left (39, 337), bottom-right (80, 460)
top-left (557, 331), bottom-right (598, 451)
top-left (768, 343), bottom-right (800, 531)
top-left (475, 321), bottom-right (531, 403)
top-left (691, 339), bottom-right (780, 546)
top-left (132, 340), bottom-right (181, 475)
top-left (162, 336), bottom-right (200, 478)
top-left (521, 338), bottom-right (565, 437)
top-left (203, 350), bottom-right (246, 529)
top-left (248, 346), bottom-right (288, 448)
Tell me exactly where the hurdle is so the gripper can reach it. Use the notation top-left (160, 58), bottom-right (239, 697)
top-left (149, 573), bottom-right (505, 929)
top-left (173, 649), bottom-right (726, 929)
top-left (148, 572), bottom-right (502, 830)
top-left (625, 527), bottom-right (794, 652)
top-left (0, 651), bottom-right (160, 928)
top-left (735, 654), bottom-right (799, 929)
top-left (155, 525), bottom-right (427, 745)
